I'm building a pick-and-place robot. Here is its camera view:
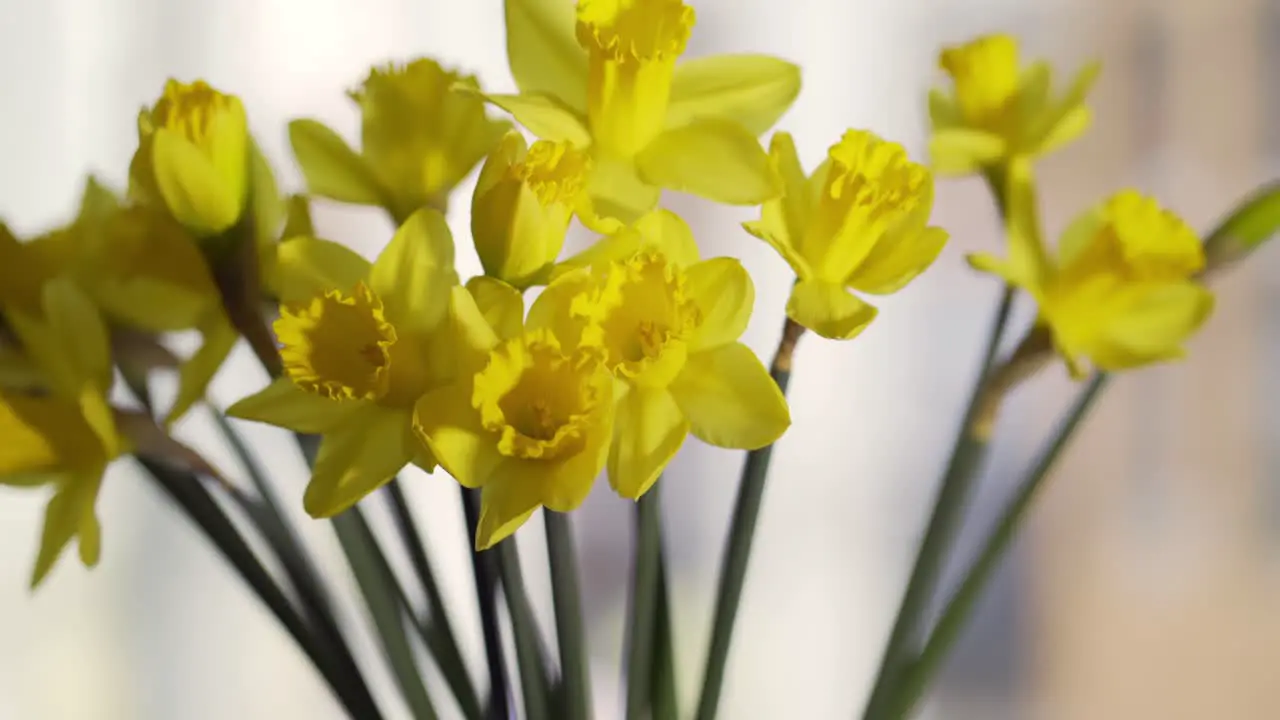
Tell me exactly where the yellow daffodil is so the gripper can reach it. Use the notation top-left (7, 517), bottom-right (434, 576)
top-left (227, 208), bottom-right (460, 517)
top-left (929, 33), bottom-right (1099, 176)
top-left (131, 79), bottom-right (250, 235)
top-left (489, 0), bottom-right (801, 223)
top-left (289, 58), bottom-right (510, 223)
top-left (530, 210), bottom-right (790, 499)
top-left (970, 184), bottom-right (1215, 377)
top-left (744, 130), bottom-right (949, 340)
top-left (413, 286), bottom-right (615, 550)
top-left (472, 132), bottom-right (609, 289)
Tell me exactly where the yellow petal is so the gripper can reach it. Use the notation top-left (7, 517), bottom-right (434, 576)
top-left (742, 219), bottom-right (810, 280)
top-left (636, 119), bottom-right (780, 205)
top-left (0, 223), bottom-right (51, 314)
top-left (287, 119), bottom-right (386, 206)
top-left (686, 257), bottom-right (753, 352)
top-left (1092, 283), bottom-right (1215, 370)
top-left (608, 386), bottom-right (688, 500)
top-left (927, 88), bottom-right (960, 129)
top-left (541, 392), bottom-right (613, 512)
top-left (478, 92), bottom-right (591, 147)
top-left (966, 252), bottom-right (1028, 288)
top-left (274, 236), bottom-right (372, 304)
top-left (167, 314), bottom-right (239, 426)
top-left (370, 208), bottom-right (458, 337)
top-left (527, 268), bottom-right (594, 349)
top-left (666, 54), bottom-right (801, 135)
top-left (1038, 106), bottom-right (1091, 157)
top-left (1034, 61), bottom-right (1101, 145)
top-left (928, 128), bottom-right (1006, 176)
top-left (766, 131), bottom-right (811, 249)
top-left (475, 465), bottom-right (543, 550)
top-left (786, 279), bottom-right (878, 341)
top-left (503, 0), bottom-right (588, 113)
top-left (466, 276), bottom-right (525, 342)
top-left (8, 278), bottom-right (112, 399)
top-left (1055, 205), bottom-right (1106, 268)
top-left (554, 208), bottom-right (700, 277)
top-left (1001, 158), bottom-right (1050, 289)
top-left (152, 128), bottom-right (240, 235)
top-left (249, 140), bottom-right (284, 246)
top-left (0, 397), bottom-right (62, 476)
top-left (226, 377), bottom-right (364, 434)
top-left (586, 156), bottom-right (662, 227)
top-left (207, 96), bottom-right (250, 220)
top-left (449, 285), bottom-right (503, 372)
top-left (669, 342), bottom-right (790, 450)
top-left (414, 382), bottom-right (503, 490)
top-left (305, 406), bottom-right (417, 518)
top-left (847, 226), bottom-right (949, 295)
top-left (31, 472), bottom-right (103, 588)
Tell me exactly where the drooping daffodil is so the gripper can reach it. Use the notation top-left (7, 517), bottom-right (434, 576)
top-left (970, 182), bottom-right (1215, 378)
top-left (227, 208), bottom-right (460, 517)
top-left (414, 286), bottom-right (615, 550)
top-left (531, 210), bottom-right (791, 499)
top-left (929, 33), bottom-right (1100, 176)
top-left (489, 0), bottom-right (802, 223)
top-left (745, 130), bottom-right (949, 340)
top-left (289, 58), bottom-right (510, 223)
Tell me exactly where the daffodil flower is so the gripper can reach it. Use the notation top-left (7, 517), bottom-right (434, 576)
top-left (488, 0), bottom-right (801, 223)
top-left (471, 132), bottom-right (612, 289)
top-left (289, 58), bottom-right (510, 223)
top-left (744, 130), bottom-right (949, 340)
top-left (130, 79), bottom-right (250, 235)
top-left (929, 33), bottom-right (1099, 176)
top-left (970, 181), bottom-right (1215, 377)
top-left (529, 210), bottom-right (790, 499)
top-left (228, 208), bottom-right (460, 517)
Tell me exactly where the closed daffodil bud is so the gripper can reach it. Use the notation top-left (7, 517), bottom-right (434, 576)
top-left (472, 132), bottom-right (593, 289)
top-left (132, 79), bottom-right (250, 236)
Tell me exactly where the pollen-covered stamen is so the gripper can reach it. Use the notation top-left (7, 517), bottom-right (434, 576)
top-left (576, 0), bottom-right (696, 63)
top-left (274, 281), bottom-right (397, 401)
top-left (576, 252), bottom-right (701, 379)
top-left (1098, 191), bottom-right (1204, 281)
top-left (473, 331), bottom-right (603, 461)
top-left (939, 34), bottom-right (1021, 131)
top-left (513, 141), bottom-right (592, 206)
top-left (150, 79), bottom-right (237, 143)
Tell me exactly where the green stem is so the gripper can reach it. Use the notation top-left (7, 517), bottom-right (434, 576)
top-left (496, 535), bottom-right (552, 720)
top-left (332, 509), bottom-right (439, 720)
top-left (890, 374), bottom-right (1109, 717)
top-left (385, 481), bottom-right (484, 720)
top-left (210, 412), bottom-right (374, 715)
top-left (138, 459), bottom-right (383, 719)
top-left (651, 544), bottom-right (678, 720)
top-left (545, 511), bottom-right (592, 720)
top-left (694, 317), bottom-right (804, 720)
top-left (627, 485), bottom-right (664, 719)
top-left (461, 488), bottom-right (512, 719)
top-left (860, 285), bottom-right (1015, 720)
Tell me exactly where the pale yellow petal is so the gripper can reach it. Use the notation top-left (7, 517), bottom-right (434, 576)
top-left (305, 406), bottom-right (416, 518)
top-left (274, 236), bottom-right (373, 304)
top-left (686, 257), bottom-right (753, 352)
top-left (608, 386), bottom-right (688, 500)
top-left (585, 156), bottom-right (662, 227)
top-left (503, 0), bottom-right (588, 113)
top-left (449, 285), bottom-right (503, 372)
top-left (414, 382), bottom-right (503, 490)
top-left (526, 268), bottom-right (594, 349)
top-left (152, 128), bottom-right (240, 235)
top-left (475, 464), bottom-right (543, 550)
top-left (786, 279), bottom-right (878, 341)
top-left (466, 276), bottom-right (525, 342)
top-left (287, 119), bottom-right (386, 206)
top-left (928, 128), bottom-right (1006, 176)
top-left (478, 92), bottom-right (591, 147)
top-left (666, 54), bottom-right (801, 135)
top-left (1092, 283), bottom-right (1215, 370)
top-left (31, 471), bottom-right (103, 588)
top-left (226, 377), bottom-right (364, 434)
top-left (669, 342), bottom-right (790, 450)
top-left (370, 208), bottom-right (458, 336)
top-left (636, 119), bottom-right (780, 205)
top-left (847, 226), bottom-right (949, 296)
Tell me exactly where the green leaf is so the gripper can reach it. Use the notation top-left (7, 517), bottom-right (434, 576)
top-left (287, 119), bottom-right (386, 206)
top-left (1202, 181), bottom-right (1280, 272)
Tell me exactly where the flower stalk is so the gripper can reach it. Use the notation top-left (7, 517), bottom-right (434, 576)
top-left (545, 510), bottom-right (592, 720)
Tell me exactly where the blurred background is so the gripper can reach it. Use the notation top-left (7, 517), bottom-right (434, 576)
top-left (0, 0), bottom-right (1273, 718)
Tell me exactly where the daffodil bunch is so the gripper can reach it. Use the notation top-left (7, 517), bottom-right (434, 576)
top-left (3, 4), bottom-right (1277, 720)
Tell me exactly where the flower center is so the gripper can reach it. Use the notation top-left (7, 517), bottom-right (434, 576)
top-left (804, 130), bottom-right (929, 281)
top-left (576, 0), bottom-right (696, 158)
top-left (573, 251), bottom-right (700, 386)
top-left (939, 34), bottom-right (1021, 133)
top-left (472, 330), bottom-right (603, 461)
top-left (149, 79), bottom-right (238, 145)
top-left (274, 282), bottom-right (397, 401)
top-left (513, 141), bottom-right (592, 206)
top-left (1099, 191), bottom-right (1204, 281)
